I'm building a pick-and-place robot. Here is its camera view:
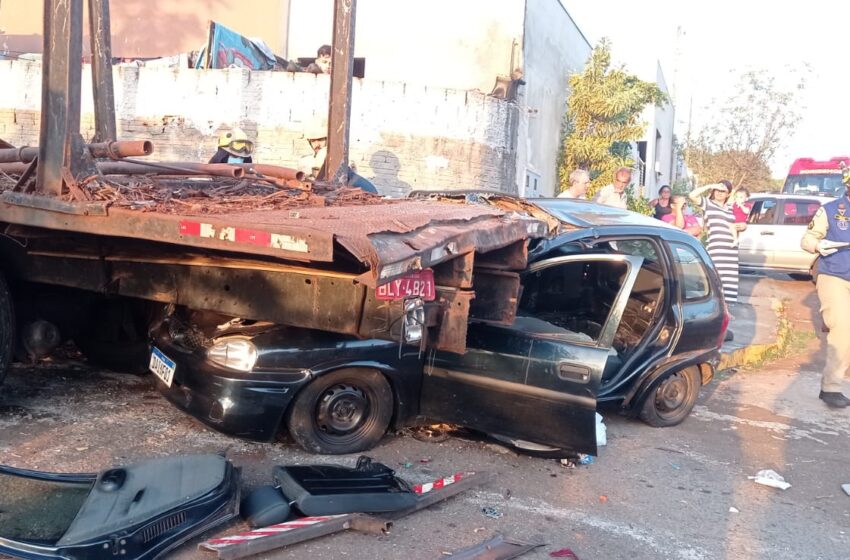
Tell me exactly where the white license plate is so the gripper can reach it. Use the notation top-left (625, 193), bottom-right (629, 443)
top-left (149, 347), bottom-right (176, 388)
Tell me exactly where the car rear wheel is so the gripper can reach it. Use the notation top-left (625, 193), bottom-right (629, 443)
top-left (0, 272), bottom-right (15, 388)
top-left (639, 366), bottom-right (700, 427)
top-left (286, 368), bottom-right (393, 455)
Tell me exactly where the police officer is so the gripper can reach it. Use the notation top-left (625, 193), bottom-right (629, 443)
top-left (801, 167), bottom-right (850, 408)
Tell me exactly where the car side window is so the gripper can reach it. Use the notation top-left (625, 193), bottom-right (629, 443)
top-left (780, 200), bottom-right (820, 226)
top-left (670, 243), bottom-right (710, 300)
top-left (748, 199), bottom-right (777, 225)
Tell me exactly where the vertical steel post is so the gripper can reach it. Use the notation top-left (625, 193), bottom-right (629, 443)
top-left (88, 0), bottom-right (117, 142)
top-left (37, 0), bottom-right (84, 196)
top-left (326, 0), bottom-right (356, 185)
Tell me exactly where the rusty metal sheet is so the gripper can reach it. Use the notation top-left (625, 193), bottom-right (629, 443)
top-left (469, 269), bottom-right (520, 324)
top-left (0, 202), bottom-right (335, 262)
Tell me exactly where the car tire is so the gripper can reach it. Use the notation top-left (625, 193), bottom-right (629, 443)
top-left (639, 366), bottom-right (701, 428)
top-left (286, 368), bottom-right (393, 455)
top-left (0, 271), bottom-right (15, 388)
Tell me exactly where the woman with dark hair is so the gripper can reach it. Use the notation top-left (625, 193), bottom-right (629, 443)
top-left (650, 185), bottom-right (673, 220)
top-left (689, 180), bottom-right (745, 303)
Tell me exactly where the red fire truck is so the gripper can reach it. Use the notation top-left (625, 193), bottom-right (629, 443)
top-left (782, 157), bottom-right (850, 197)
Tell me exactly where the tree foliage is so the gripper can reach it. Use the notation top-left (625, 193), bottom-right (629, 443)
top-left (686, 69), bottom-right (806, 190)
top-left (558, 39), bottom-right (668, 205)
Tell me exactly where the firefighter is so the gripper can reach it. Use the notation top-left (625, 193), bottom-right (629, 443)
top-left (801, 165), bottom-right (850, 408)
top-left (209, 128), bottom-right (254, 164)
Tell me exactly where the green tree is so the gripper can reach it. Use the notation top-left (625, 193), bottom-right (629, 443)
top-left (686, 69), bottom-right (806, 190)
top-left (558, 39), bottom-right (668, 211)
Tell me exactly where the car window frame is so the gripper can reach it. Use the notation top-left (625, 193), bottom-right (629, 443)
top-left (668, 241), bottom-right (713, 303)
top-left (521, 253), bottom-right (644, 349)
top-left (778, 198), bottom-right (821, 226)
top-left (747, 198), bottom-right (779, 225)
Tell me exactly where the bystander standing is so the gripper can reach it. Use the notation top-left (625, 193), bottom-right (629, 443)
top-left (592, 167), bottom-right (631, 209)
top-left (557, 169), bottom-right (591, 199)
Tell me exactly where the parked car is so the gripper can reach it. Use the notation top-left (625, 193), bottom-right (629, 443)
top-left (738, 194), bottom-right (833, 278)
top-left (149, 199), bottom-right (728, 457)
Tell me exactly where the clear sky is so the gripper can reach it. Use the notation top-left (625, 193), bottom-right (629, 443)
top-left (561, 0), bottom-right (850, 178)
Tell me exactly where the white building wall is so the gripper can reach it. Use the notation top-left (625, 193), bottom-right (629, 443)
top-left (635, 62), bottom-right (675, 198)
top-left (0, 61), bottom-right (519, 196)
top-left (287, 0), bottom-right (525, 93)
top-left (519, 0), bottom-right (590, 197)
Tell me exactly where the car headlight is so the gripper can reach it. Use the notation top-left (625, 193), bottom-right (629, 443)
top-left (207, 337), bottom-right (258, 372)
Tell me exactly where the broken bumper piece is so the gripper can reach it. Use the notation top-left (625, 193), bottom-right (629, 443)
top-left (0, 454), bottom-right (239, 560)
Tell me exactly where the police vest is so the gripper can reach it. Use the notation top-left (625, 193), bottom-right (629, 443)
top-left (819, 195), bottom-right (850, 280)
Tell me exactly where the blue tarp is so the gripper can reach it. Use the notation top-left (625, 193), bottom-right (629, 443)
top-left (195, 21), bottom-right (276, 70)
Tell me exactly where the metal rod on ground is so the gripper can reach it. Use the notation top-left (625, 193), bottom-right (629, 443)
top-left (198, 471), bottom-right (488, 560)
top-left (326, 0), bottom-right (356, 185)
top-left (87, 0), bottom-right (116, 142)
top-left (37, 0), bottom-right (85, 196)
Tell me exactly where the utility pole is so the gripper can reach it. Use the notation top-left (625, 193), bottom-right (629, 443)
top-left (326, 0), bottom-right (356, 185)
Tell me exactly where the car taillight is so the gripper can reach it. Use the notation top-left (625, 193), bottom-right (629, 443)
top-left (717, 301), bottom-right (731, 349)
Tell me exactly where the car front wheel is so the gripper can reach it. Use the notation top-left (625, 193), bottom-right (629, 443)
top-left (639, 366), bottom-right (701, 427)
top-left (286, 368), bottom-right (393, 455)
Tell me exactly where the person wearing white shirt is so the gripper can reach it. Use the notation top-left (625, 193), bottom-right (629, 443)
top-left (592, 166), bottom-right (632, 209)
top-left (557, 169), bottom-right (591, 199)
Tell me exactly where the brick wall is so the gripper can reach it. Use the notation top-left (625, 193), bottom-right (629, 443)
top-left (0, 61), bottom-right (519, 196)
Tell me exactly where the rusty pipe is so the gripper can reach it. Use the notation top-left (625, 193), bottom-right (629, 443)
top-left (88, 140), bottom-right (154, 159)
top-left (235, 163), bottom-right (305, 182)
top-left (0, 141), bottom-right (154, 164)
top-left (100, 161), bottom-right (245, 178)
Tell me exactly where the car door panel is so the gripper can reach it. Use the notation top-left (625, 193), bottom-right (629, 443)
top-left (739, 198), bottom-right (778, 268)
top-left (420, 254), bottom-right (642, 455)
top-left (773, 199), bottom-right (821, 271)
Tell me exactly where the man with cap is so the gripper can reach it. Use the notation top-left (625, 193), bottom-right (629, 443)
top-left (209, 127), bottom-right (254, 164)
top-left (298, 117), bottom-right (378, 194)
top-left (801, 165), bottom-right (850, 408)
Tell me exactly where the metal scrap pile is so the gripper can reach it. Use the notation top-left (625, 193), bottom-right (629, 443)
top-left (0, 141), bottom-right (385, 214)
top-left (74, 175), bottom-right (383, 214)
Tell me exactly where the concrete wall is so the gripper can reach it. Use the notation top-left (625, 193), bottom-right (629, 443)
top-left (519, 0), bottom-right (590, 197)
top-left (0, 60), bottom-right (518, 196)
top-left (287, 0), bottom-right (525, 93)
top-left (0, 0), bottom-right (291, 58)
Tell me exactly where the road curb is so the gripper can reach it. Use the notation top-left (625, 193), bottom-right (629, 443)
top-left (717, 300), bottom-right (791, 371)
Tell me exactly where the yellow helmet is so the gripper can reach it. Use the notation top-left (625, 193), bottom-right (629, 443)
top-left (218, 127), bottom-right (254, 157)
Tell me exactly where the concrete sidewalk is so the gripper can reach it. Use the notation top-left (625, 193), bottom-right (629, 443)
top-left (717, 273), bottom-right (795, 370)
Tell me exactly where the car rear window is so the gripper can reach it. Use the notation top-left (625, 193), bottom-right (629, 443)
top-left (781, 201), bottom-right (821, 225)
top-left (670, 243), bottom-right (710, 300)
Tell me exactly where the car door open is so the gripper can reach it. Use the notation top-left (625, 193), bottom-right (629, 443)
top-left (420, 254), bottom-right (643, 455)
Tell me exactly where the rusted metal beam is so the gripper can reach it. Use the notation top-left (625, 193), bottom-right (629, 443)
top-left (88, 0), bottom-right (117, 142)
top-left (37, 0), bottom-right (84, 196)
top-left (326, 0), bottom-right (356, 185)
top-left (99, 160), bottom-right (246, 178)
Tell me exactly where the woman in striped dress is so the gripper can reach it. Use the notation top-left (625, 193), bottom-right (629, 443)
top-left (689, 181), bottom-right (744, 303)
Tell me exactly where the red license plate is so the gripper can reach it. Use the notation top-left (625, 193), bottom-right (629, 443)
top-left (376, 270), bottom-right (436, 301)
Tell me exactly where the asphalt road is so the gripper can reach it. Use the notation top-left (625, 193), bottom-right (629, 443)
top-left (0, 274), bottom-right (847, 560)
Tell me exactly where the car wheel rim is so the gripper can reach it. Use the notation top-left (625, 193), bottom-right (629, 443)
top-left (655, 372), bottom-right (691, 418)
top-left (316, 384), bottom-right (369, 436)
